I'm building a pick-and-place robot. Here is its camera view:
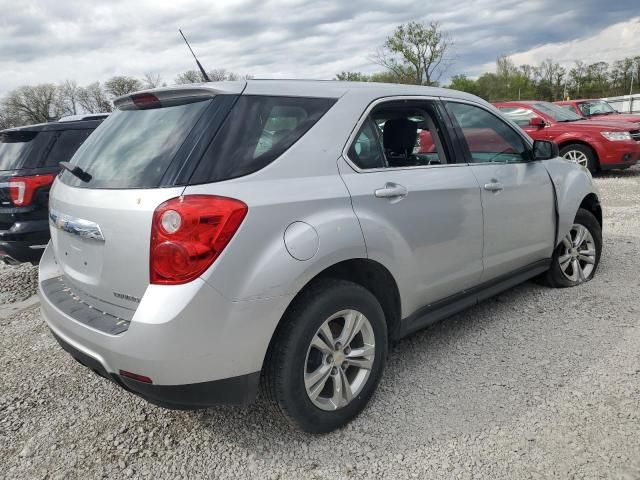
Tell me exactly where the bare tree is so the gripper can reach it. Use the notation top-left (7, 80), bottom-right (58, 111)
top-left (77, 82), bottom-right (113, 113)
top-left (143, 73), bottom-right (164, 89)
top-left (373, 21), bottom-right (453, 85)
top-left (56, 80), bottom-right (81, 116)
top-left (104, 76), bottom-right (143, 98)
top-left (175, 70), bottom-right (203, 84)
top-left (175, 69), bottom-right (243, 84)
top-left (2, 84), bottom-right (60, 124)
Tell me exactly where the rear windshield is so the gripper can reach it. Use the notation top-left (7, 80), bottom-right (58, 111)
top-left (0, 130), bottom-right (54, 171)
top-left (59, 99), bottom-right (212, 188)
top-left (189, 95), bottom-right (336, 183)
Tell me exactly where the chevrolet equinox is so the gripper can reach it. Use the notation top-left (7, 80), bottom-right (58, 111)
top-left (39, 80), bottom-right (603, 433)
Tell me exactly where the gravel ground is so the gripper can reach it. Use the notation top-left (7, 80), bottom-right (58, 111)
top-left (1, 167), bottom-right (639, 480)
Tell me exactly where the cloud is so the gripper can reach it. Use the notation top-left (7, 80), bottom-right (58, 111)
top-left (0, 0), bottom-right (638, 96)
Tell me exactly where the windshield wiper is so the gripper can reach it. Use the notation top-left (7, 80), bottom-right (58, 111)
top-left (59, 161), bottom-right (92, 182)
top-left (557, 119), bottom-right (580, 122)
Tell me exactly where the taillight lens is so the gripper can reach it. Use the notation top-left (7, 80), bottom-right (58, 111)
top-left (150, 195), bottom-right (248, 285)
top-left (8, 174), bottom-right (56, 207)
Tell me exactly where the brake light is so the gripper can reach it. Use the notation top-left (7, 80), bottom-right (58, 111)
top-left (150, 195), bottom-right (248, 285)
top-left (131, 93), bottom-right (160, 109)
top-left (8, 174), bottom-right (56, 207)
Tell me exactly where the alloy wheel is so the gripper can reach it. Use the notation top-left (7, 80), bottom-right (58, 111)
top-left (304, 309), bottom-right (376, 411)
top-left (558, 223), bottom-right (597, 282)
top-left (562, 150), bottom-right (588, 167)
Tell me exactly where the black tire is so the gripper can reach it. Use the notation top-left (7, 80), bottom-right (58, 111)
top-left (263, 278), bottom-right (388, 433)
top-left (559, 143), bottom-right (598, 173)
top-left (543, 208), bottom-right (602, 288)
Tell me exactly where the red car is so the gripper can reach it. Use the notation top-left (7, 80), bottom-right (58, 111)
top-left (494, 101), bottom-right (640, 172)
top-left (555, 99), bottom-right (640, 126)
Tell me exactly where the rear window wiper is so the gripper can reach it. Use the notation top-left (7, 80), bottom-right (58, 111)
top-left (59, 161), bottom-right (92, 182)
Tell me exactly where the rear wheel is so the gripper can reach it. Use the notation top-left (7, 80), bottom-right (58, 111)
top-left (263, 279), bottom-right (387, 433)
top-left (560, 144), bottom-right (598, 173)
top-left (543, 208), bottom-right (602, 288)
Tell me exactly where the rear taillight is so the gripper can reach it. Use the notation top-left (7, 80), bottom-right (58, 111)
top-left (150, 195), bottom-right (248, 285)
top-left (8, 174), bottom-right (56, 207)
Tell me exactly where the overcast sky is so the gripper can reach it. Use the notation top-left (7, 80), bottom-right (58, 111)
top-left (0, 0), bottom-right (638, 95)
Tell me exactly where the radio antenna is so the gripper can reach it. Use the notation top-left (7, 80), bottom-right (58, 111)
top-left (179, 29), bottom-right (210, 82)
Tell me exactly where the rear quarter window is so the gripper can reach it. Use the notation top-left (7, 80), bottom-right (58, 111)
top-left (190, 95), bottom-right (336, 184)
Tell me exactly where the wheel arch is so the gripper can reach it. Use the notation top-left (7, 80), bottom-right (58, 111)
top-left (263, 258), bottom-right (403, 372)
top-left (544, 157), bottom-right (602, 247)
top-left (579, 192), bottom-right (603, 228)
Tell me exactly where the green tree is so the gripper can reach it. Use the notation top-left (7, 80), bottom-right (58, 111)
top-left (447, 75), bottom-right (478, 95)
top-left (373, 21), bottom-right (453, 85)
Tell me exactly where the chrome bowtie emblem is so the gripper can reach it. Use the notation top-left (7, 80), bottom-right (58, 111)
top-left (49, 209), bottom-right (105, 241)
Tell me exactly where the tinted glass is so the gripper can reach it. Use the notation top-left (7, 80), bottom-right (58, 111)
top-left (348, 118), bottom-right (385, 169)
top-left (447, 102), bottom-right (529, 164)
top-left (578, 100), bottom-right (616, 116)
top-left (497, 107), bottom-right (536, 127)
top-left (533, 102), bottom-right (581, 121)
top-left (191, 96), bottom-right (335, 183)
top-left (0, 130), bottom-right (55, 171)
top-left (44, 129), bottom-right (93, 167)
top-left (60, 99), bottom-right (211, 188)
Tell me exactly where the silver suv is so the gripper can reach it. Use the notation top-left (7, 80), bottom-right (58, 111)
top-left (39, 81), bottom-right (602, 433)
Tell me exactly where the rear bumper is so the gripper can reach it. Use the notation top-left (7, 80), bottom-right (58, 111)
top-left (38, 244), bottom-right (293, 408)
top-left (51, 330), bottom-right (260, 408)
top-left (0, 216), bottom-right (49, 264)
top-left (0, 239), bottom-right (46, 264)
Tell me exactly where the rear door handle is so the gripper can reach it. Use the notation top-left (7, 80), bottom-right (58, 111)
top-left (374, 182), bottom-right (408, 201)
top-left (483, 181), bottom-right (504, 192)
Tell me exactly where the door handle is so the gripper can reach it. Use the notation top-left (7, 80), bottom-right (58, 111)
top-left (374, 182), bottom-right (408, 200)
top-left (483, 181), bottom-right (504, 192)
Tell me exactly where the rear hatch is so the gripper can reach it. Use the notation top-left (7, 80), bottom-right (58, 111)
top-left (48, 83), bottom-right (245, 315)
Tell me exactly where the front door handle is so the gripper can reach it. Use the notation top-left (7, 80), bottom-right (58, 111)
top-left (374, 182), bottom-right (408, 201)
top-left (484, 181), bottom-right (504, 192)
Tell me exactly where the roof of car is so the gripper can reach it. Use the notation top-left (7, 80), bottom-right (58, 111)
top-left (114, 79), bottom-right (487, 107)
top-left (494, 101), bottom-right (549, 107)
top-left (0, 115), bottom-right (107, 134)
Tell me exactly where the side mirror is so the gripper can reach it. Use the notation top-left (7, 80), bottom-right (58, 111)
top-left (528, 117), bottom-right (546, 128)
top-left (532, 140), bottom-right (559, 160)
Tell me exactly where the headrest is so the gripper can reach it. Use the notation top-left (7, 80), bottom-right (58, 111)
top-left (383, 118), bottom-right (418, 153)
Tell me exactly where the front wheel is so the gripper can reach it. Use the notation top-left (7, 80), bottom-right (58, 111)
top-left (263, 279), bottom-right (388, 433)
top-left (560, 144), bottom-right (598, 173)
top-left (543, 208), bottom-right (602, 288)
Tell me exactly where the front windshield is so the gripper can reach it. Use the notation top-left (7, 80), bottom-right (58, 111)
top-left (534, 102), bottom-right (582, 122)
top-left (578, 100), bottom-right (617, 117)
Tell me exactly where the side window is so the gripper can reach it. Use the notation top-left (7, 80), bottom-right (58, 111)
top-left (192, 96), bottom-right (336, 183)
top-left (348, 118), bottom-right (386, 169)
top-left (497, 107), bottom-right (536, 127)
top-left (446, 102), bottom-right (529, 164)
top-left (44, 129), bottom-right (93, 167)
top-left (348, 100), bottom-right (449, 169)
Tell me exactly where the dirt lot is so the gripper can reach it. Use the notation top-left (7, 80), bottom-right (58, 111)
top-left (1, 167), bottom-right (639, 480)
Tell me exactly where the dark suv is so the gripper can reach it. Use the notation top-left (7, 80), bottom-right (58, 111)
top-left (0, 114), bottom-right (107, 265)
